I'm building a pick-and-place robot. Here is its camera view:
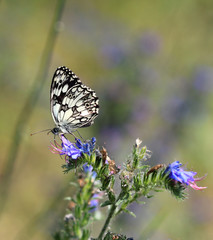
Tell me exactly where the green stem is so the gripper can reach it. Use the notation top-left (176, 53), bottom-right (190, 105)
top-left (98, 192), bottom-right (123, 239)
top-left (98, 202), bottom-right (117, 239)
top-left (0, 0), bottom-right (66, 217)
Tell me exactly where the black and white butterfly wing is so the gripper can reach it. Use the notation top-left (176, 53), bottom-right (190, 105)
top-left (50, 66), bottom-right (99, 134)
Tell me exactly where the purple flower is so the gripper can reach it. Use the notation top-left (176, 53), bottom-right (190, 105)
top-left (75, 137), bottom-right (96, 156)
top-left (82, 163), bottom-right (101, 212)
top-left (50, 136), bottom-right (96, 161)
top-left (89, 193), bottom-right (102, 212)
top-left (83, 164), bottom-right (93, 173)
top-left (83, 163), bottom-right (97, 180)
top-left (50, 135), bottom-right (81, 160)
top-left (193, 66), bottom-right (213, 93)
top-left (139, 31), bottom-right (162, 56)
top-left (165, 161), bottom-right (206, 190)
top-left (101, 44), bottom-right (126, 67)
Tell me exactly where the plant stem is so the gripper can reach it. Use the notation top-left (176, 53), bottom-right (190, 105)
top-left (98, 192), bottom-right (123, 239)
top-left (98, 202), bottom-right (117, 239)
top-left (0, 0), bottom-right (66, 217)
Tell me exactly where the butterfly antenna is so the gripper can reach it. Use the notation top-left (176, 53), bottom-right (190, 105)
top-left (30, 129), bottom-right (52, 136)
top-left (47, 130), bottom-right (52, 135)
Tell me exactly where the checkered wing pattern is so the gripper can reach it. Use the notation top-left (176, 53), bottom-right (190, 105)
top-left (50, 66), bottom-right (99, 134)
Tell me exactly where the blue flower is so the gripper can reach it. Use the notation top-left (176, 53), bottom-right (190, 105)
top-left (83, 163), bottom-right (97, 180)
top-left (139, 31), bottom-right (162, 56)
top-left (82, 162), bottom-right (101, 212)
top-left (101, 44), bottom-right (126, 67)
top-left (75, 137), bottom-right (96, 156)
top-left (50, 136), bottom-right (96, 161)
top-left (89, 193), bottom-right (101, 212)
top-left (165, 161), bottom-right (206, 190)
top-left (50, 135), bottom-right (81, 160)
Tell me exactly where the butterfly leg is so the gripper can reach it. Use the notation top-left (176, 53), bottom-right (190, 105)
top-left (76, 130), bottom-right (86, 142)
top-left (67, 131), bottom-right (85, 142)
top-left (68, 131), bottom-right (79, 140)
top-left (54, 134), bottom-right (63, 159)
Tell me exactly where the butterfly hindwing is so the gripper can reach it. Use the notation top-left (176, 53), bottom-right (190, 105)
top-left (50, 66), bottom-right (99, 134)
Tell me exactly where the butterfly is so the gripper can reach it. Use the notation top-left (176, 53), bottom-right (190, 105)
top-left (50, 66), bottom-right (99, 135)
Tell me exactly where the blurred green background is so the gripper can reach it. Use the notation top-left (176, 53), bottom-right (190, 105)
top-left (0, 0), bottom-right (212, 239)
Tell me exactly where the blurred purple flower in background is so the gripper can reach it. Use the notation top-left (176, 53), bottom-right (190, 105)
top-left (100, 127), bottom-right (122, 154)
top-left (165, 161), bottom-right (206, 190)
top-left (104, 81), bottom-right (130, 102)
top-left (193, 66), bottom-right (213, 93)
top-left (162, 96), bottom-right (190, 124)
top-left (131, 97), bottom-right (152, 122)
top-left (139, 65), bottom-right (160, 89)
top-left (101, 44), bottom-right (126, 67)
top-left (139, 31), bottom-right (162, 56)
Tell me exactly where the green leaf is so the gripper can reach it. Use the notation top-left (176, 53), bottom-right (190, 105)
top-left (123, 208), bottom-right (136, 218)
top-left (76, 192), bottom-right (83, 205)
top-left (110, 175), bottom-right (115, 189)
top-left (154, 189), bottom-right (164, 192)
top-left (146, 194), bottom-right (154, 198)
top-left (100, 200), bottom-right (113, 207)
top-left (82, 229), bottom-right (90, 240)
top-left (81, 212), bottom-right (90, 227)
top-left (116, 199), bottom-right (124, 206)
top-left (82, 153), bottom-right (90, 163)
top-left (69, 182), bottom-right (78, 187)
top-left (90, 153), bottom-right (96, 165)
top-left (64, 196), bottom-right (72, 201)
top-left (74, 205), bottom-right (81, 218)
top-left (135, 199), bottom-right (145, 205)
top-left (139, 165), bottom-right (150, 170)
top-left (119, 191), bottom-right (129, 201)
top-left (94, 155), bottom-right (102, 168)
top-left (108, 191), bottom-right (116, 203)
top-left (102, 177), bottom-right (111, 190)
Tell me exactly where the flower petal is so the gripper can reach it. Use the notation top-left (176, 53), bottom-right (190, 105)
top-left (165, 161), bottom-right (206, 190)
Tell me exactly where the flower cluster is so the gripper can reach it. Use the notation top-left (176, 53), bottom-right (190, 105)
top-left (165, 161), bottom-right (206, 190)
top-left (82, 163), bottom-right (97, 181)
top-left (51, 137), bottom-right (207, 240)
top-left (76, 137), bottom-right (96, 156)
top-left (89, 193), bottom-right (102, 212)
top-left (82, 163), bottom-right (103, 212)
top-left (50, 135), bottom-right (96, 162)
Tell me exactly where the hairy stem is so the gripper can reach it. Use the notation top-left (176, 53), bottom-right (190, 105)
top-left (98, 192), bottom-right (123, 239)
top-left (98, 203), bottom-right (117, 239)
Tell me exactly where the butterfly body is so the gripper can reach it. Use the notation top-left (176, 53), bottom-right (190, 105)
top-left (50, 66), bottom-right (99, 135)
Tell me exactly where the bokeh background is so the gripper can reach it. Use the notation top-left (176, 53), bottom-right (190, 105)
top-left (0, 1), bottom-right (212, 239)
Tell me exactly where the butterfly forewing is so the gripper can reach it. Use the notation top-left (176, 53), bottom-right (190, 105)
top-left (50, 66), bottom-right (99, 134)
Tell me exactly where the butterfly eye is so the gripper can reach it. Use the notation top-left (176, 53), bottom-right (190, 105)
top-left (51, 127), bottom-right (60, 135)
